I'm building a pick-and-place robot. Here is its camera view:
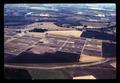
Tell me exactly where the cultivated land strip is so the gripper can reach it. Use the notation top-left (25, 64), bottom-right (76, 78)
top-left (4, 58), bottom-right (111, 69)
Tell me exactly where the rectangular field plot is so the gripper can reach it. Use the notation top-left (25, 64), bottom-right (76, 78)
top-left (11, 36), bottom-right (40, 45)
top-left (82, 49), bottom-right (101, 56)
top-left (4, 42), bottom-right (30, 55)
top-left (84, 46), bottom-right (101, 52)
top-left (85, 39), bottom-right (102, 46)
top-left (60, 47), bottom-right (81, 54)
top-left (47, 38), bottom-right (65, 46)
top-left (46, 34), bottom-right (68, 41)
top-left (4, 28), bottom-right (17, 36)
top-left (26, 45), bottom-right (57, 54)
top-left (69, 37), bottom-right (86, 44)
top-left (83, 39), bottom-right (102, 56)
top-left (102, 42), bottom-right (116, 57)
top-left (4, 34), bottom-right (85, 58)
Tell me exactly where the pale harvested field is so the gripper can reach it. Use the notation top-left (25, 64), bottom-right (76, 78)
top-left (79, 54), bottom-right (104, 63)
top-left (27, 31), bottom-right (82, 38)
top-left (46, 31), bottom-right (83, 37)
top-left (73, 75), bottom-right (96, 79)
top-left (26, 32), bottom-right (44, 37)
top-left (26, 22), bottom-right (75, 31)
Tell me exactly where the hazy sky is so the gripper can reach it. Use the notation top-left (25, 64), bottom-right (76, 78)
top-left (4, 3), bottom-right (116, 7)
top-left (4, 4), bottom-right (116, 11)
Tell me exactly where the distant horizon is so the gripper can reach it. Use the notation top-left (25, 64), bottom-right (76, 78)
top-left (4, 3), bottom-right (116, 11)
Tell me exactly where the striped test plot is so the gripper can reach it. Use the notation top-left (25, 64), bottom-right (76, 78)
top-left (82, 38), bottom-right (102, 57)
